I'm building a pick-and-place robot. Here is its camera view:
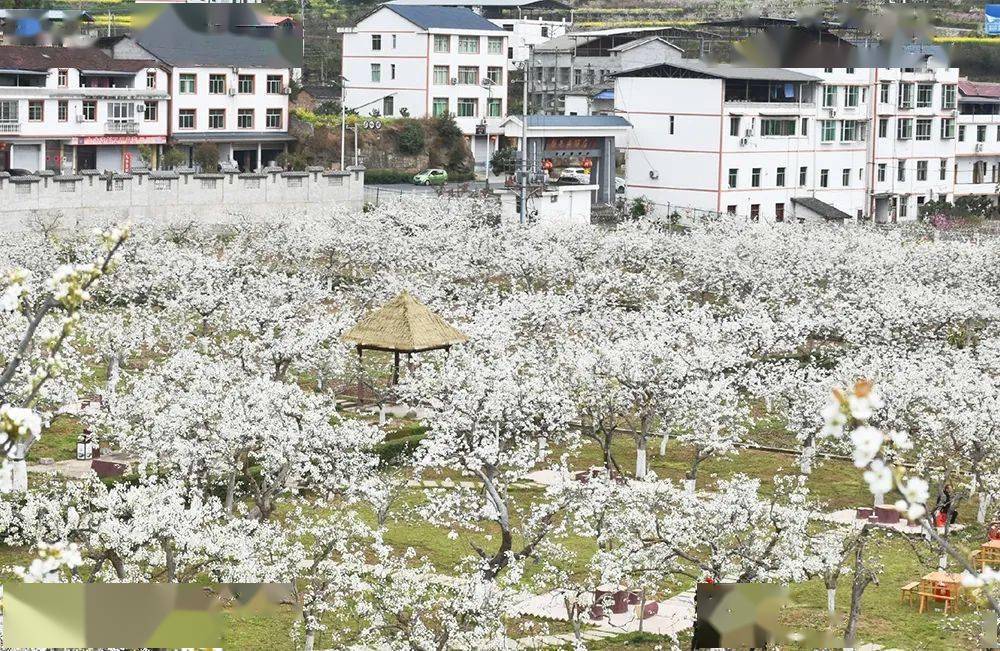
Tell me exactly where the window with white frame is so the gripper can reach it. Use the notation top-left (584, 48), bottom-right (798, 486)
top-left (201, 178), bottom-right (219, 190)
top-left (265, 108), bottom-right (283, 129)
top-left (383, 96), bottom-right (394, 116)
top-left (433, 66), bottom-right (449, 85)
top-left (108, 102), bottom-right (135, 121)
top-left (896, 118), bottom-right (913, 140)
top-left (371, 34), bottom-right (381, 50)
top-left (844, 86), bottom-right (859, 107)
top-left (776, 167), bottom-right (785, 187)
top-left (179, 73), bottom-right (196, 94)
top-left (486, 66), bottom-right (503, 85)
top-left (27, 101), bottom-right (43, 121)
top-left (488, 36), bottom-right (503, 54)
top-left (821, 120), bottom-right (836, 142)
top-left (58, 182), bottom-right (75, 193)
top-left (727, 168), bottom-right (737, 188)
top-left (178, 109), bottom-right (196, 129)
top-left (840, 120), bottom-right (858, 141)
top-left (58, 101), bottom-right (68, 122)
top-left (457, 66), bottom-right (477, 84)
top-left (799, 166), bottom-right (807, 186)
top-left (822, 85), bottom-right (837, 107)
top-left (237, 108), bottom-right (253, 129)
top-left (238, 75), bottom-right (255, 93)
top-left (82, 100), bottom-right (96, 121)
top-left (820, 169), bottom-right (829, 187)
top-left (760, 118), bottom-right (796, 136)
top-left (456, 97), bottom-right (477, 117)
top-left (144, 102), bottom-right (157, 121)
top-left (880, 82), bottom-right (890, 104)
top-left (915, 118), bottom-right (932, 141)
top-left (751, 168), bottom-right (761, 187)
top-left (266, 75), bottom-right (283, 93)
top-left (147, 71), bottom-right (156, 89)
top-left (878, 118), bottom-right (888, 138)
top-left (940, 159), bottom-right (947, 180)
top-left (0, 101), bottom-right (17, 122)
top-left (208, 109), bottom-right (225, 129)
top-left (209, 74), bottom-right (226, 94)
top-left (940, 117), bottom-right (955, 139)
top-left (842, 168), bottom-right (850, 186)
top-left (458, 36), bottom-right (480, 53)
top-left (434, 34), bottom-right (450, 53)
top-left (942, 84), bottom-right (956, 110)
top-left (57, 69), bottom-right (68, 87)
top-left (916, 84), bottom-right (933, 108)
top-left (432, 97), bottom-right (448, 116)
top-left (487, 98), bottom-right (501, 117)
top-left (877, 163), bottom-right (886, 182)
top-left (370, 64), bottom-right (381, 82)
top-left (899, 82), bottom-right (913, 107)
top-left (898, 160), bottom-right (906, 182)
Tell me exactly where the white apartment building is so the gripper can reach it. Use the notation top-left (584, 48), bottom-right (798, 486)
top-left (616, 61), bottom-right (963, 223)
top-left (103, 5), bottom-right (296, 170)
top-left (955, 80), bottom-right (1000, 199)
top-left (388, 0), bottom-right (571, 69)
top-left (341, 4), bottom-right (509, 170)
top-left (0, 46), bottom-right (167, 173)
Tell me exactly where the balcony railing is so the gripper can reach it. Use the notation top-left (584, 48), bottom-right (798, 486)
top-left (106, 120), bottom-right (139, 134)
top-left (0, 121), bottom-right (19, 134)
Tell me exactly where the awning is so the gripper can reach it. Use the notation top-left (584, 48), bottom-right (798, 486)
top-left (171, 132), bottom-right (296, 144)
top-left (71, 135), bottom-right (167, 146)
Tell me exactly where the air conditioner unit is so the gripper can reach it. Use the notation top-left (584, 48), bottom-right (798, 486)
top-left (75, 114), bottom-right (84, 123)
top-left (976, 142), bottom-right (984, 152)
top-left (744, 128), bottom-right (752, 137)
top-left (648, 170), bottom-right (659, 180)
top-left (228, 88), bottom-right (237, 97)
top-left (739, 137), bottom-right (749, 146)
top-left (135, 102), bottom-right (146, 111)
top-left (231, 66), bottom-right (239, 74)
top-left (827, 107), bottom-right (838, 117)
top-left (281, 86), bottom-right (291, 95)
top-left (450, 77), bottom-right (458, 85)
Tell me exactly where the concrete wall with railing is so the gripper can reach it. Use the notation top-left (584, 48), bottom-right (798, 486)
top-left (0, 165), bottom-right (365, 230)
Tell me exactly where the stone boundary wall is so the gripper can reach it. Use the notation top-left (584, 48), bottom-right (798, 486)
top-left (0, 166), bottom-right (365, 231)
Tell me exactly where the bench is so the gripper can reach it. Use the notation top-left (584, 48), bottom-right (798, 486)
top-left (918, 590), bottom-right (956, 614)
top-left (971, 549), bottom-right (982, 570)
top-left (899, 581), bottom-right (919, 605)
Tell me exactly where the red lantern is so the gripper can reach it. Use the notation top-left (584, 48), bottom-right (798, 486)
top-left (542, 158), bottom-right (553, 171)
top-left (581, 157), bottom-right (593, 170)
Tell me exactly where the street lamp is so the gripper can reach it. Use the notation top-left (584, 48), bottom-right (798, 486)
top-left (339, 75), bottom-right (349, 171)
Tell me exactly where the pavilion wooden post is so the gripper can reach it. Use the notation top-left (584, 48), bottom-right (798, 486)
top-left (392, 351), bottom-right (400, 385)
top-left (356, 345), bottom-right (364, 402)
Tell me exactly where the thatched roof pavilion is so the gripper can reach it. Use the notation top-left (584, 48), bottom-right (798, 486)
top-left (342, 291), bottom-right (467, 384)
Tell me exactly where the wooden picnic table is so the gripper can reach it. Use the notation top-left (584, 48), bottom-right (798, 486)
top-left (979, 539), bottom-right (1000, 568)
top-left (917, 571), bottom-right (964, 614)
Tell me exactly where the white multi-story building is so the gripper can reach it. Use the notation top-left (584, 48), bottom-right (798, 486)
top-left (955, 80), bottom-right (1000, 200)
top-left (103, 5), bottom-right (296, 170)
top-left (388, 0), bottom-right (572, 70)
top-left (616, 61), bottom-right (963, 223)
top-left (0, 46), bottom-right (167, 172)
top-left (340, 4), bottom-right (509, 170)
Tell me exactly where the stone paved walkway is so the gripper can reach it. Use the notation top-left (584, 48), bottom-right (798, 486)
top-left (821, 508), bottom-right (965, 535)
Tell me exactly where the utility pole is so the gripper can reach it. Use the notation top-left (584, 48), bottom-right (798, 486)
top-left (339, 75), bottom-right (348, 171)
top-left (519, 46), bottom-right (531, 224)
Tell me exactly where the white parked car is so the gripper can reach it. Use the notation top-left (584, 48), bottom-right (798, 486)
top-left (557, 167), bottom-right (590, 184)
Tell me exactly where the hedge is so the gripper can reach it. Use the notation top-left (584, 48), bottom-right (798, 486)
top-left (376, 433), bottom-right (426, 465)
top-left (365, 169), bottom-right (418, 184)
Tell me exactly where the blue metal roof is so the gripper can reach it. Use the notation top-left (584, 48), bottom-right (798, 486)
top-left (386, 5), bottom-right (503, 31)
top-left (525, 115), bottom-right (630, 127)
top-left (593, 89), bottom-right (614, 100)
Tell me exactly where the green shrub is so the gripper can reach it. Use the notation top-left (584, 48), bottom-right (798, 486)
top-left (490, 147), bottom-right (516, 175)
top-left (375, 433), bottom-right (426, 465)
top-left (160, 146), bottom-right (186, 170)
top-left (365, 168), bottom-right (418, 184)
top-left (397, 120), bottom-right (426, 156)
top-left (316, 100), bottom-right (341, 116)
top-left (192, 143), bottom-right (220, 172)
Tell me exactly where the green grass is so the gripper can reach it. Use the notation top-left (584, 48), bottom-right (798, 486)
top-left (28, 414), bottom-right (84, 462)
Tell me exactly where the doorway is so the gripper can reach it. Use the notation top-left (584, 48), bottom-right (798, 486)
top-left (76, 146), bottom-right (97, 172)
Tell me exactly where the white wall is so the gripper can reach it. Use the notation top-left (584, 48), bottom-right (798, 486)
top-left (341, 7), bottom-right (508, 137)
top-left (170, 66), bottom-right (290, 134)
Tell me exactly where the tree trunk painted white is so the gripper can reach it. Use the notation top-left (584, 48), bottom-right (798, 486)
top-left (304, 631), bottom-right (315, 651)
top-left (659, 433), bottom-right (669, 455)
top-left (800, 439), bottom-right (815, 475)
top-left (107, 353), bottom-right (120, 399)
top-left (11, 458), bottom-right (27, 492)
top-left (873, 491), bottom-right (886, 507)
top-left (938, 554), bottom-right (948, 571)
top-left (535, 437), bottom-right (545, 462)
top-left (378, 404), bottom-right (387, 426)
top-left (225, 472), bottom-right (236, 514)
top-left (978, 495), bottom-right (991, 524)
top-left (684, 478), bottom-right (696, 493)
top-left (827, 588), bottom-right (837, 614)
top-left (635, 443), bottom-right (647, 480)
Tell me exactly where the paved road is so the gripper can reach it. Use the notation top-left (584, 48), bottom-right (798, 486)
top-left (367, 181), bottom-right (490, 195)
